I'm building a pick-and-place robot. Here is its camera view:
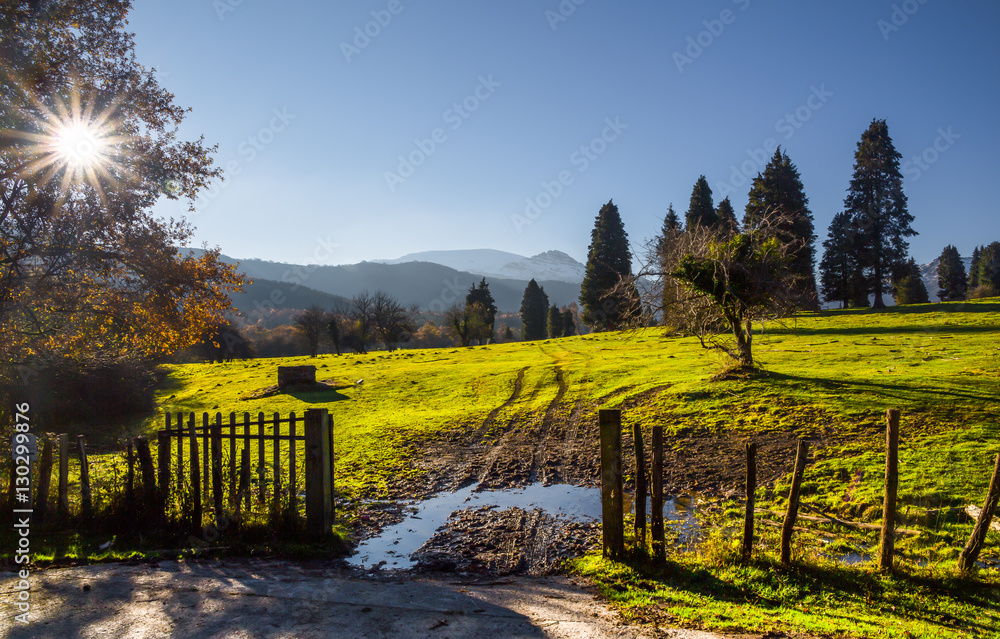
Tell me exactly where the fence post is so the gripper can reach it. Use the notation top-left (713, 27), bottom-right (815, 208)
top-left (651, 425), bottom-right (664, 560)
top-left (242, 412), bottom-right (251, 508)
top-left (175, 412), bottom-right (184, 488)
top-left (879, 409), bottom-right (900, 572)
top-left (202, 413), bottom-right (210, 499)
top-left (77, 435), bottom-right (92, 523)
top-left (328, 416), bottom-right (335, 521)
top-left (305, 408), bottom-right (333, 539)
top-left (958, 453), bottom-right (1000, 572)
top-left (633, 423), bottom-right (646, 547)
top-left (157, 430), bottom-right (170, 512)
top-left (35, 435), bottom-right (54, 525)
top-left (57, 434), bottom-right (69, 523)
top-left (780, 439), bottom-right (809, 566)
top-left (742, 441), bottom-right (757, 561)
top-left (289, 412), bottom-right (297, 515)
top-left (229, 412), bottom-right (237, 505)
top-left (272, 412), bottom-right (281, 517)
top-left (240, 447), bottom-right (251, 514)
top-left (599, 409), bottom-right (624, 560)
top-left (211, 413), bottom-right (224, 525)
top-left (188, 413), bottom-right (201, 529)
top-left (257, 412), bottom-right (266, 506)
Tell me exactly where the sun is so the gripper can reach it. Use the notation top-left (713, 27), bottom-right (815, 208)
top-left (52, 122), bottom-right (107, 169)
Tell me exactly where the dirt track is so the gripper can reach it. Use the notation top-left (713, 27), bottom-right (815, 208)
top-left (0, 559), bottom-right (726, 639)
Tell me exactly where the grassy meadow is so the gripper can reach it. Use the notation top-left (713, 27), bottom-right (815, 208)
top-left (18, 298), bottom-right (999, 637)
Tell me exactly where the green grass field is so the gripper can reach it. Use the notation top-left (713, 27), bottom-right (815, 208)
top-left (76, 298), bottom-right (1000, 636)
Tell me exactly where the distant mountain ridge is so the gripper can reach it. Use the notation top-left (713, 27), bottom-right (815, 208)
top-left (375, 248), bottom-right (586, 284)
top-left (186, 249), bottom-right (581, 313)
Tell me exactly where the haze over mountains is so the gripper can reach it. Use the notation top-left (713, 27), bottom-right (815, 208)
top-left (195, 248), bottom-right (586, 317)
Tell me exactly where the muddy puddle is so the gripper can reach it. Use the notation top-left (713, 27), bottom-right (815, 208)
top-left (349, 483), bottom-right (700, 572)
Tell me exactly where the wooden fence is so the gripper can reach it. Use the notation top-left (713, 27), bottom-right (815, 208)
top-left (599, 408), bottom-right (1000, 573)
top-left (158, 408), bottom-right (334, 538)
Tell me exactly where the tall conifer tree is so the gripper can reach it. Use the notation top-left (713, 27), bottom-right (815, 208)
top-left (936, 245), bottom-right (967, 301)
top-left (581, 200), bottom-right (636, 330)
top-left (744, 148), bottom-right (818, 306)
top-left (843, 119), bottom-right (916, 309)
top-left (968, 245), bottom-right (982, 289)
top-left (519, 279), bottom-right (549, 340)
top-left (716, 197), bottom-right (739, 236)
top-left (819, 212), bottom-right (866, 309)
top-left (685, 176), bottom-right (716, 230)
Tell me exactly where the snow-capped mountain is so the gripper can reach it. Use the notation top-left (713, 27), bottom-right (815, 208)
top-left (376, 249), bottom-right (586, 284)
top-left (493, 250), bottom-right (586, 283)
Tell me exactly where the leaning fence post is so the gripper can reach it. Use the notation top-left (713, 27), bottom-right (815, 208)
top-left (304, 408), bottom-right (333, 539)
top-left (57, 434), bottom-right (69, 523)
top-left (651, 425), bottom-right (665, 560)
top-left (742, 441), bottom-right (757, 561)
top-left (958, 453), bottom-right (1000, 572)
top-left (879, 409), bottom-right (900, 572)
top-left (780, 439), bottom-right (809, 566)
top-left (599, 409), bottom-right (624, 560)
top-left (77, 435), bottom-right (92, 523)
top-left (34, 435), bottom-right (54, 525)
top-left (633, 423), bottom-right (647, 547)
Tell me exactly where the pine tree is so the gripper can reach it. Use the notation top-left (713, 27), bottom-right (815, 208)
top-left (936, 245), bottom-right (967, 301)
top-left (843, 119), bottom-right (916, 309)
top-left (819, 212), bottom-right (866, 308)
top-left (562, 308), bottom-right (576, 336)
top-left (580, 199), bottom-right (637, 330)
top-left (743, 148), bottom-right (818, 306)
top-left (465, 278), bottom-right (498, 342)
top-left (663, 204), bottom-right (682, 233)
top-left (893, 258), bottom-right (929, 305)
top-left (977, 242), bottom-right (1000, 292)
top-left (715, 197), bottom-right (739, 236)
top-left (968, 246), bottom-right (982, 289)
top-left (520, 279), bottom-right (549, 340)
top-left (548, 304), bottom-right (563, 339)
top-left (685, 176), bottom-right (716, 230)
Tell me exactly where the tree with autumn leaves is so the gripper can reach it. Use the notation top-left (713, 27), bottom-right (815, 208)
top-left (0, 2), bottom-right (244, 425)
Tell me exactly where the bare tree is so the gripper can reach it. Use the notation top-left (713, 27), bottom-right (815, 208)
top-left (348, 290), bottom-right (376, 353)
top-left (372, 291), bottom-right (416, 350)
top-left (614, 209), bottom-right (807, 371)
top-left (294, 305), bottom-right (326, 357)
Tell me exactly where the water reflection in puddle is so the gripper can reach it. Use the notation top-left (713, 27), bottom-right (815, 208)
top-left (349, 484), bottom-right (698, 569)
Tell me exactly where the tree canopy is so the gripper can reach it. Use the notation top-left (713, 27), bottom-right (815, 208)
top-left (1, 1), bottom-right (244, 422)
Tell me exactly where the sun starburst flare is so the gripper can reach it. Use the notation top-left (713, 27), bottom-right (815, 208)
top-left (4, 81), bottom-right (128, 203)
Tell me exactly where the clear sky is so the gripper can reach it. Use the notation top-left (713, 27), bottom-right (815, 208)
top-left (132, 0), bottom-right (1000, 268)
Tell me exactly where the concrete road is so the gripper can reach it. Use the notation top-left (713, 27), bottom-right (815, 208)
top-left (0, 559), bottom-right (725, 639)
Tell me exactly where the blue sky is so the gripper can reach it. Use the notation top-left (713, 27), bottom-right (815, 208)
top-left (132, 0), bottom-right (1000, 268)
